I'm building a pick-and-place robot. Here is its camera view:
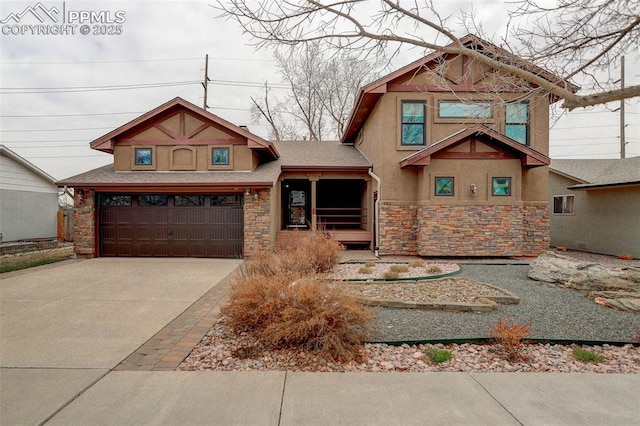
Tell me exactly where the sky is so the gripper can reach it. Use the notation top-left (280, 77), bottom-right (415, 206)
top-left (1, 0), bottom-right (638, 180)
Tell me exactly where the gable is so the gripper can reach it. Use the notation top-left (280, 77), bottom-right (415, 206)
top-left (90, 97), bottom-right (278, 159)
top-left (400, 125), bottom-right (549, 168)
top-left (342, 34), bottom-right (577, 144)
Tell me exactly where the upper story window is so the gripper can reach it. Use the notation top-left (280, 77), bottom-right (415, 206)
top-left (212, 147), bottom-right (230, 165)
top-left (401, 101), bottom-right (425, 146)
top-left (134, 147), bottom-right (153, 166)
top-left (438, 100), bottom-right (492, 119)
top-left (505, 102), bottom-right (529, 145)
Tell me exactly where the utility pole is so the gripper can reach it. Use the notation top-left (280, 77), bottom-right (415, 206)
top-left (202, 54), bottom-right (210, 110)
top-left (620, 56), bottom-right (625, 159)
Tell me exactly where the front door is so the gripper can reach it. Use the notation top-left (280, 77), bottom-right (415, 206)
top-left (282, 180), bottom-right (311, 228)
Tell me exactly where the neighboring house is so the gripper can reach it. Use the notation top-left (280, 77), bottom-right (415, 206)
top-left (0, 145), bottom-right (59, 242)
top-left (59, 35), bottom-right (573, 259)
top-left (549, 157), bottom-right (640, 258)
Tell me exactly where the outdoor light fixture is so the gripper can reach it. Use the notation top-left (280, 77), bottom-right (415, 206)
top-left (470, 184), bottom-right (478, 196)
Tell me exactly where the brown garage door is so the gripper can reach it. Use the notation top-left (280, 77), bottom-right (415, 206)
top-left (99, 194), bottom-right (243, 258)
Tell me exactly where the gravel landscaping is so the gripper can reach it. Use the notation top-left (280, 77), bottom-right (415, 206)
top-left (374, 264), bottom-right (640, 343)
top-left (179, 257), bottom-right (640, 374)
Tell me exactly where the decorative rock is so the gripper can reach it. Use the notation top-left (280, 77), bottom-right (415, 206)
top-left (528, 251), bottom-right (640, 292)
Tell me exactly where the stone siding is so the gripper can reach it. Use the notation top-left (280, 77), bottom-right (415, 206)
top-left (243, 188), bottom-right (272, 257)
top-left (73, 188), bottom-right (96, 257)
top-left (414, 204), bottom-right (549, 257)
top-left (379, 202), bottom-right (418, 255)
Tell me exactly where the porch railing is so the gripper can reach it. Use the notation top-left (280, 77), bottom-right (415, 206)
top-left (316, 207), bottom-right (367, 230)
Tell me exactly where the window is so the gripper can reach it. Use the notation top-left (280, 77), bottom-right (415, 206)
top-left (438, 100), bottom-right (492, 119)
top-left (505, 102), bottom-right (529, 145)
top-left (138, 195), bottom-right (168, 206)
top-left (175, 195), bottom-right (204, 207)
top-left (553, 195), bottom-right (575, 214)
top-left (401, 101), bottom-right (425, 145)
top-left (212, 147), bottom-right (230, 165)
top-left (134, 148), bottom-right (153, 166)
top-left (492, 177), bottom-right (511, 196)
top-left (101, 195), bottom-right (131, 207)
top-left (434, 177), bottom-right (454, 196)
top-left (211, 194), bottom-right (242, 207)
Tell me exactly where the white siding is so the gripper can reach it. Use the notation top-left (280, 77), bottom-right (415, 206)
top-left (0, 155), bottom-right (57, 193)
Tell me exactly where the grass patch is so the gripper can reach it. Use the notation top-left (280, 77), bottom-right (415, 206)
top-left (424, 348), bottom-right (452, 364)
top-left (358, 266), bottom-right (373, 274)
top-left (572, 347), bottom-right (604, 363)
top-left (0, 258), bottom-right (67, 274)
top-left (389, 264), bottom-right (409, 273)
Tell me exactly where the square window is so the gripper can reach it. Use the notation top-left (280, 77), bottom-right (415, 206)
top-left (212, 147), bottom-right (230, 165)
top-left (401, 101), bottom-right (425, 146)
top-left (492, 177), bottom-right (511, 196)
top-left (211, 194), bottom-right (242, 207)
top-left (435, 177), bottom-right (454, 196)
top-left (134, 148), bottom-right (153, 166)
top-left (553, 195), bottom-right (575, 214)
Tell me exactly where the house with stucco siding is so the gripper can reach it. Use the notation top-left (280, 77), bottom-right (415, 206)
top-left (59, 35), bottom-right (574, 259)
top-left (549, 157), bottom-right (640, 258)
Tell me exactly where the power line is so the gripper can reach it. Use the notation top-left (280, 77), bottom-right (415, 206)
top-left (0, 111), bottom-right (145, 118)
top-left (1, 126), bottom-right (114, 132)
top-left (1, 80), bottom-right (200, 94)
top-left (1, 57), bottom-right (274, 65)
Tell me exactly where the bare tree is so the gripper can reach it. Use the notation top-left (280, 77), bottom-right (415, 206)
top-left (250, 83), bottom-right (303, 141)
top-left (217, 0), bottom-right (640, 110)
top-left (251, 42), bottom-right (380, 140)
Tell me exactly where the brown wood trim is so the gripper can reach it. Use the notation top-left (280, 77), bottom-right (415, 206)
top-left (155, 123), bottom-right (178, 139)
top-left (78, 183), bottom-right (273, 192)
top-left (118, 138), bottom-right (245, 146)
top-left (433, 151), bottom-right (517, 160)
top-left (185, 122), bottom-right (211, 139)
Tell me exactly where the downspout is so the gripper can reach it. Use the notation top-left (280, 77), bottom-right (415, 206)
top-left (368, 168), bottom-right (381, 258)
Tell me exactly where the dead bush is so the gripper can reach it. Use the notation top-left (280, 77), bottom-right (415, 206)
top-left (221, 243), bottom-right (371, 362)
top-left (489, 317), bottom-right (530, 361)
top-left (290, 230), bottom-right (344, 273)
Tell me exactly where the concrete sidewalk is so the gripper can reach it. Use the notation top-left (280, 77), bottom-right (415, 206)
top-left (2, 258), bottom-right (639, 425)
top-left (3, 370), bottom-right (636, 425)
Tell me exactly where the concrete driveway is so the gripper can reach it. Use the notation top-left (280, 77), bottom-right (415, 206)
top-left (0, 257), bottom-right (241, 424)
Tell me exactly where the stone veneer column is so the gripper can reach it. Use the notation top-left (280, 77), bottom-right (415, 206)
top-left (378, 201), bottom-right (418, 255)
top-left (521, 203), bottom-right (550, 256)
top-left (73, 188), bottom-right (96, 257)
top-left (243, 188), bottom-right (272, 257)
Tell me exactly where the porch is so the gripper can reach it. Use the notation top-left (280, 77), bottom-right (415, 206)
top-left (278, 177), bottom-right (373, 248)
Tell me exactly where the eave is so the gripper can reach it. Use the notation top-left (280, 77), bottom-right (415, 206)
top-left (568, 181), bottom-right (640, 191)
top-left (57, 182), bottom-right (275, 191)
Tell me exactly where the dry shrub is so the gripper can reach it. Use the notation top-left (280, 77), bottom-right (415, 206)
top-left (427, 265), bottom-right (443, 274)
top-left (489, 317), bottom-right (530, 361)
top-left (358, 266), bottom-right (373, 274)
top-left (635, 329), bottom-right (640, 343)
top-left (383, 270), bottom-right (400, 280)
top-left (222, 234), bottom-right (371, 362)
top-left (222, 272), bottom-right (372, 362)
top-left (409, 260), bottom-right (424, 268)
top-left (390, 264), bottom-right (409, 273)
